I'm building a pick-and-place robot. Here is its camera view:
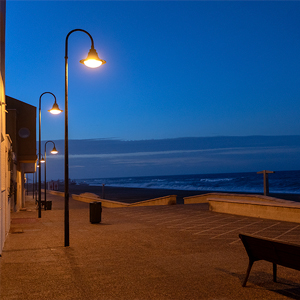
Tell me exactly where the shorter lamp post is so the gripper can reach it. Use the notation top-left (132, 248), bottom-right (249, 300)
top-left (44, 141), bottom-right (58, 209)
top-left (34, 167), bottom-right (37, 202)
top-left (26, 174), bottom-right (28, 195)
top-left (35, 167), bottom-right (38, 203)
top-left (32, 173), bottom-right (34, 199)
top-left (36, 155), bottom-right (45, 204)
top-left (38, 92), bottom-right (62, 218)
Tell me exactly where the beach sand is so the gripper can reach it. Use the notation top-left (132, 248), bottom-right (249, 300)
top-left (55, 182), bottom-right (300, 204)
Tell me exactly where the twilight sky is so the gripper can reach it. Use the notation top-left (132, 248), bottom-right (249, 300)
top-left (43, 136), bottom-right (300, 180)
top-left (5, 1), bottom-right (300, 142)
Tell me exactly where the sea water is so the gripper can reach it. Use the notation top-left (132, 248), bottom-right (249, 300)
top-left (77, 170), bottom-right (300, 194)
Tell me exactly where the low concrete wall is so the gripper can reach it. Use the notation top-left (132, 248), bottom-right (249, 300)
top-left (71, 193), bottom-right (177, 208)
top-left (48, 190), bottom-right (64, 197)
top-left (208, 198), bottom-right (300, 224)
top-left (184, 192), bottom-right (290, 204)
top-left (130, 195), bottom-right (176, 207)
top-left (72, 193), bottom-right (129, 208)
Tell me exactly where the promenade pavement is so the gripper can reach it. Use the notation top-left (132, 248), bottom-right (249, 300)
top-left (1, 193), bottom-right (300, 300)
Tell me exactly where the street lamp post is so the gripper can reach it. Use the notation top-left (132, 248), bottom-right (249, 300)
top-left (35, 166), bottom-right (38, 203)
top-left (36, 155), bottom-right (45, 203)
top-left (38, 92), bottom-right (62, 218)
top-left (64, 29), bottom-right (106, 247)
top-left (32, 173), bottom-right (35, 199)
top-left (32, 173), bottom-right (34, 199)
top-left (44, 141), bottom-right (58, 210)
top-left (26, 174), bottom-right (28, 195)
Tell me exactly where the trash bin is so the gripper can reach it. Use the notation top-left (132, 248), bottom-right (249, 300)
top-left (45, 201), bottom-right (52, 210)
top-left (90, 201), bottom-right (102, 224)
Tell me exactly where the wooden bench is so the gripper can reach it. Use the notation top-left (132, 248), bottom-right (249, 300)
top-left (239, 233), bottom-right (300, 287)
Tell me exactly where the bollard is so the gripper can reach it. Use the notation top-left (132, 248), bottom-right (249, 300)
top-left (102, 183), bottom-right (105, 199)
top-left (90, 201), bottom-right (102, 224)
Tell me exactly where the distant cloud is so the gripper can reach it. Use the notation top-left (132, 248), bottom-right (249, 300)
top-left (69, 165), bottom-right (85, 168)
top-left (50, 149), bottom-right (208, 159)
top-left (48, 145), bottom-right (300, 160)
top-left (45, 136), bottom-right (300, 179)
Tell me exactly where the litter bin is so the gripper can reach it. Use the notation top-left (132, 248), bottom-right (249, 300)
top-left (45, 201), bottom-right (52, 210)
top-left (90, 201), bottom-right (102, 224)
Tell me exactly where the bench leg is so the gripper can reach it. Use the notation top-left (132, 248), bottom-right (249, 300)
top-left (242, 259), bottom-right (254, 287)
top-left (273, 263), bottom-right (277, 282)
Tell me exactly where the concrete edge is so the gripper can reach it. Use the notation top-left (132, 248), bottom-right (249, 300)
top-left (207, 197), bottom-right (300, 208)
top-left (48, 190), bottom-right (64, 197)
top-left (71, 193), bottom-right (177, 208)
top-left (71, 194), bottom-right (128, 208)
top-left (183, 192), bottom-right (291, 204)
top-left (130, 195), bottom-right (177, 207)
top-left (208, 198), bottom-right (300, 224)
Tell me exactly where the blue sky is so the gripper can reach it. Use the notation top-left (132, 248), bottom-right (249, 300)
top-left (5, 1), bottom-right (300, 142)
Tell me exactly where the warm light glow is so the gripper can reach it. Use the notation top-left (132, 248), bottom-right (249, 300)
top-left (48, 102), bottom-right (63, 115)
top-left (40, 157), bottom-right (45, 163)
top-left (79, 47), bottom-right (106, 69)
top-left (51, 146), bottom-right (58, 154)
top-left (83, 59), bottom-right (103, 68)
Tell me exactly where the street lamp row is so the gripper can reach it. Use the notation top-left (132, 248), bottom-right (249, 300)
top-left (38, 29), bottom-right (105, 247)
top-left (38, 92), bottom-right (62, 218)
top-left (44, 141), bottom-right (58, 210)
top-left (36, 143), bottom-right (57, 211)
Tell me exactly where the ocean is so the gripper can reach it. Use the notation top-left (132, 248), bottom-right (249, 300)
top-left (77, 170), bottom-right (300, 195)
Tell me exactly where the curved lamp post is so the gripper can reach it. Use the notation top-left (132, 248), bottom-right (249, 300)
top-left (36, 155), bottom-right (45, 203)
top-left (38, 92), bottom-right (62, 218)
top-left (44, 141), bottom-right (58, 210)
top-left (64, 29), bottom-right (106, 247)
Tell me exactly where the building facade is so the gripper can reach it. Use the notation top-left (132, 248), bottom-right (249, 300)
top-left (6, 96), bottom-right (37, 212)
top-left (0, 0), bottom-right (7, 255)
top-left (0, 0), bottom-right (37, 255)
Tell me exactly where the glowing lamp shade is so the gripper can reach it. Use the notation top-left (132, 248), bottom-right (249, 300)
top-left (80, 47), bottom-right (106, 68)
top-left (40, 157), bottom-right (45, 163)
top-left (50, 146), bottom-right (58, 155)
top-left (48, 102), bottom-right (63, 115)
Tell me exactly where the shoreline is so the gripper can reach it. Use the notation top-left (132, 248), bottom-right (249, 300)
top-left (56, 183), bottom-right (300, 204)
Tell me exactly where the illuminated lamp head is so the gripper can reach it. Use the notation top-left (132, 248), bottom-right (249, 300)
top-left (48, 101), bottom-right (63, 115)
top-left (80, 46), bottom-right (106, 68)
top-left (50, 146), bottom-right (58, 155)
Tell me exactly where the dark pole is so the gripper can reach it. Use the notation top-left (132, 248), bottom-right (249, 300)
top-left (44, 141), bottom-right (56, 210)
top-left (39, 95), bottom-right (42, 217)
top-left (102, 183), bottom-right (105, 199)
top-left (32, 173), bottom-right (34, 198)
top-left (33, 172), bottom-right (35, 199)
top-left (35, 169), bottom-right (37, 202)
top-left (64, 29), bottom-right (95, 247)
top-left (26, 174), bottom-right (28, 195)
top-left (44, 146), bottom-right (47, 209)
top-left (65, 33), bottom-right (69, 247)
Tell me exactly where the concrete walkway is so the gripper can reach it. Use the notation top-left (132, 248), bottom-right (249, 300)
top-left (1, 193), bottom-right (300, 299)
